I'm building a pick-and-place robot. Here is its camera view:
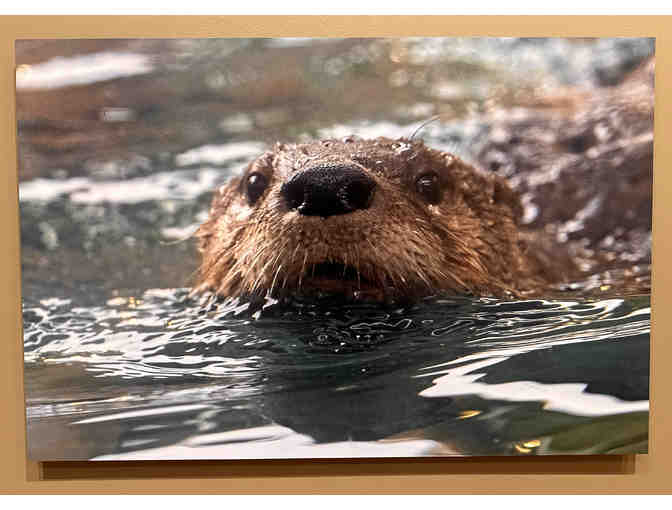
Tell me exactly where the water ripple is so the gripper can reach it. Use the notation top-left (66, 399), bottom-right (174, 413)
top-left (23, 289), bottom-right (649, 458)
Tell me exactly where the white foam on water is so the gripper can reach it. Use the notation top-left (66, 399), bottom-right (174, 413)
top-left (175, 142), bottom-right (266, 167)
top-left (16, 52), bottom-right (154, 90)
top-left (92, 423), bottom-right (441, 460)
top-left (19, 177), bottom-right (91, 202)
top-left (419, 356), bottom-right (649, 417)
top-left (19, 168), bottom-right (225, 204)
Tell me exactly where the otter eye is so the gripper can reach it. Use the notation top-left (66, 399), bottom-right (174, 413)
top-left (415, 172), bottom-right (442, 204)
top-left (246, 172), bottom-right (269, 205)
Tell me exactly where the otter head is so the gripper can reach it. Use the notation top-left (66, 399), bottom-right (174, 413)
top-left (194, 136), bottom-right (533, 302)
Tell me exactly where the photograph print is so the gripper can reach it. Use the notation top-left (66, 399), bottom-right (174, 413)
top-left (17, 37), bottom-right (652, 460)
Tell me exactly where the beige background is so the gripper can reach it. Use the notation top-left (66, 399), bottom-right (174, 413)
top-left (0, 15), bottom-right (668, 494)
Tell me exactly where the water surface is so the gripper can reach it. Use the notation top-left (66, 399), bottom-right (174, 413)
top-left (23, 290), bottom-right (649, 459)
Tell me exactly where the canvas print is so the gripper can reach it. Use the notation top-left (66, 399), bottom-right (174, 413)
top-left (17, 37), bottom-right (653, 460)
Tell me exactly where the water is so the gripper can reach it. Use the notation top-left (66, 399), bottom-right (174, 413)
top-left (23, 290), bottom-right (649, 459)
top-left (17, 37), bottom-right (652, 460)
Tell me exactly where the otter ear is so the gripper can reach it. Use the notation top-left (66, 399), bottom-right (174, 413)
top-left (492, 176), bottom-right (524, 224)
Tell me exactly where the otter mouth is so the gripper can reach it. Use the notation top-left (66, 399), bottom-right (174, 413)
top-left (301, 262), bottom-right (378, 295)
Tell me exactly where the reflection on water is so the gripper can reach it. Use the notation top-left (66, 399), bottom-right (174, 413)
top-left (23, 291), bottom-right (649, 459)
top-left (18, 37), bottom-right (652, 460)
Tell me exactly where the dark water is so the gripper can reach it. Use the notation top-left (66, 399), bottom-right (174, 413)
top-left (17, 37), bottom-right (652, 460)
top-left (23, 290), bottom-right (649, 459)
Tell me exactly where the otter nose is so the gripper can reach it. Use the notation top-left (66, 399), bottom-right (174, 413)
top-left (281, 163), bottom-right (376, 217)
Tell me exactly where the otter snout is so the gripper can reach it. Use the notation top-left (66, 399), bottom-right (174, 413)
top-left (280, 163), bottom-right (376, 218)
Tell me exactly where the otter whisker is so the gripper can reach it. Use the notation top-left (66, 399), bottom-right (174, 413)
top-left (413, 266), bottom-right (431, 289)
top-left (159, 227), bottom-right (199, 246)
top-left (250, 244), bottom-right (284, 294)
top-left (291, 242), bottom-right (302, 265)
top-left (409, 114), bottom-right (442, 141)
top-left (269, 263), bottom-right (284, 297)
top-left (298, 249), bottom-right (309, 290)
top-left (249, 259), bottom-right (270, 294)
top-left (246, 244), bottom-right (270, 270)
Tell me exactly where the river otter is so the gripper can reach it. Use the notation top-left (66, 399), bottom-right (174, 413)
top-left (192, 57), bottom-right (654, 303)
top-left (193, 137), bottom-right (573, 302)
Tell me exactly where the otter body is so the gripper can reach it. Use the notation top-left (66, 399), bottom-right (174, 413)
top-left (194, 137), bottom-right (570, 301)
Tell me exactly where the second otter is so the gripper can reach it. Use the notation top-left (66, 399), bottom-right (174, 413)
top-left (194, 137), bottom-right (574, 302)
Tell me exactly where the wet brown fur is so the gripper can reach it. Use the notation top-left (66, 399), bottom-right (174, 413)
top-left (194, 137), bottom-right (574, 301)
